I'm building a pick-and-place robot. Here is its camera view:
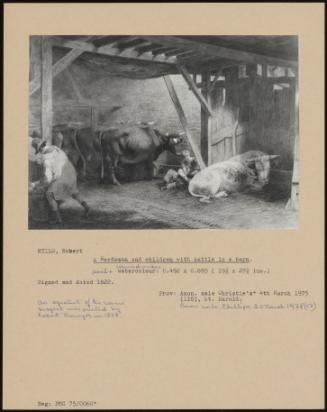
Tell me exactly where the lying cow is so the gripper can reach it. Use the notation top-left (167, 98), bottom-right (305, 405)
top-left (188, 150), bottom-right (279, 203)
top-left (97, 123), bottom-right (184, 185)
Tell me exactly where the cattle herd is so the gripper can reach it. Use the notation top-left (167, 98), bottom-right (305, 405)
top-left (46, 121), bottom-right (184, 185)
top-left (29, 117), bottom-right (279, 208)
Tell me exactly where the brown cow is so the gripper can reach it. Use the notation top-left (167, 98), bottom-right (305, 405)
top-left (51, 122), bottom-right (184, 185)
top-left (97, 123), bottom-right (184, 185)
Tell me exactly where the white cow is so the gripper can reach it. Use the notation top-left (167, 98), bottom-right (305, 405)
top-left (188, 150), bottom-right (279, 203)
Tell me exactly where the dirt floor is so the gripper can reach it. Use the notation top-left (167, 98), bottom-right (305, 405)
top-left (29, 176), bottom-right (298, 230)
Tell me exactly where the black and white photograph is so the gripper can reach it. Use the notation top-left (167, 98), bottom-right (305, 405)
top-left (28, 35), bottom-right (299, 229)
top-left (5, 3), bottom-right (324, 410)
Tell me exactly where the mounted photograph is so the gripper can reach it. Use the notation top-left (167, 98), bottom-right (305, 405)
top-left (28, 35), bottom-right (299, 229)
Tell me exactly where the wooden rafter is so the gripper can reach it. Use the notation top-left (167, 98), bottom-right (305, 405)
top-left (151, 47), bottom-right (178, 55)
top-left (51, 37), bottom-right (177, 65)
top-left (92, 35), bottom-right (127, 47)
top-left (134, 43), bottom-right (163, 53)
top-left (138, 36), bottom-right (298, 68)
top-left (115, 38), bottom-right (149, 49)
top-left (29, 48), bottom-right (84, 96)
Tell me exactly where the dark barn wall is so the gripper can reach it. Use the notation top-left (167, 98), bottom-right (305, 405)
top-left (208, 67), bottom-right (296, 169)
top-left (242, 76), bottom-right (296, 169)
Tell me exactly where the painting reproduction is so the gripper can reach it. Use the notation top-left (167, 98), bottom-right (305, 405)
top-left (29, 35), bottom-right (299, 229)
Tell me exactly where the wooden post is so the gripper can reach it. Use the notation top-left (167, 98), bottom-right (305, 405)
top-left (246, 64), bottom-right (259, 148)
top-left (286, 74), bottom-right (299, 211)
top-left (91, 107), bottom-right (99, 129)
top-left (262, 63), bottom-right (267, 78)
top-left (41, 37), bottom-right (53, 144)
top-left (29, 36), bottom-right (41, 82)
top-left (163, 75), bottom-right (206, 170)
top-left (231, 108), bottom-right (239, 156)
top-left (201, 72), bottom-right (212, 165)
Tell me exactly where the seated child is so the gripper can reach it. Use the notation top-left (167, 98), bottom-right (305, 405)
top-left (161, 150), bottom-right (200, 190)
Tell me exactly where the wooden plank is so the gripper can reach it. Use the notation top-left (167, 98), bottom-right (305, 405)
top-left (29, 47), bottom-right (84, 96)
top-left (231, 109), bottom-right (239, 156)
top-left (91, 35), bottom-right (129, 47)
top-left (98, 44), bottom-right (177, 63)
top-left (195, 76), bottom-right (296, 89)
top-left (41, 37), bottom-right (53, 144)
top-left (30, 102), bottom-right (120, 109)
top-left (223, 67), bottom-right (240, 159)
top-left (163, 75), bottom-right (206, 170)
top-left (151, 47), bottom-right (179, 55)
top-left (211, 123), bottom-right (249, 146)
top-left (135, 43), bottom-right (170, 53)
top-left (139, 36), bottom-right (298, 68)
top-left (115, 37), bottom-right (150, 50)
top-left (178, 64), bottom-right (214, 117)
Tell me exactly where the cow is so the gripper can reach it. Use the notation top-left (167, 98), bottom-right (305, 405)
top-left (52, 124), bottom-right (99, 180)
top-left (188, 150), bottom-right (279, 203)
top-left (51, 122), bottom-right (184, 185)
top-left (96, 123), bottom-right (184, 185)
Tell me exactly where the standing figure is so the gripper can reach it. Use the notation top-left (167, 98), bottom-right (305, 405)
top-left (30, 139), bottom-right (90, 224)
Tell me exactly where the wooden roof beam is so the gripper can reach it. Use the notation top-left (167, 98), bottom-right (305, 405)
top-left (134, 43), bottom-right (164, 53)
top-left (176, 51), bottom-right (200, 59)
top-left (114, 37), bottom-right (151, 51)
top-left (98, 44), bottom-right (176, 63)
top-left (165, 49), bottom-right (197, 57)
top-left (138, 36), bottom-right (298, 68)
top-left (29, 47), bottom-right (84, 96)
top-left (51, 37), bottom-right (177, 65)
top-left (151, 47), bottom-right (179, 55)
top-left (92, 35), bottom-right (129, 47)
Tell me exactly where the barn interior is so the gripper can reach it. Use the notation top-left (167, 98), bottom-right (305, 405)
top-left (29, 35), bottom-right (299, 229)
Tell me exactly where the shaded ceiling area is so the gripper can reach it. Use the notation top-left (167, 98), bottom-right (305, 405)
top-left (47, 35), bottom-right (298, 80)
top-left (178, 35), bottom-right (298, 60)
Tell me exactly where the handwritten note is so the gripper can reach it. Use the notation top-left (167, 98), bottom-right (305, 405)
top-left (37, 299), bottom-right (124, 320)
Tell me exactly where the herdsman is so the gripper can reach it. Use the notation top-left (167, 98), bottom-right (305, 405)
top-left (29, 138), bottom-right (90, 224)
